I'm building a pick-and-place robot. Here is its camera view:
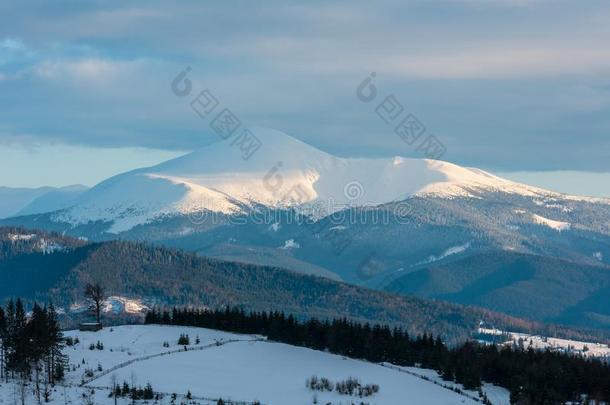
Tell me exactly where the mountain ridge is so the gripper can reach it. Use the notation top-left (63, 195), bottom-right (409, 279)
top-left (10, 127), bottom-right (607, 234)
top-left (0, 184), bottom-right (88, 219)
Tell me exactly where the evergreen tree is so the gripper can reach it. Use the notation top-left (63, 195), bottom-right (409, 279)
top-left (0, 299), bottom-right (67, 403)
top-left (47, 304), bottom-right (66, 384)
top-left (0, 306), bottom-right (5, 380)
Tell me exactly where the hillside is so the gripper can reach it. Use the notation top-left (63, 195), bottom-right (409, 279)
top-left (385, 251), bottom-right (610, 329)
top-left (0, 226), bottom-right (597, 345)
top-left (0, 324), bottom-right (501, 405)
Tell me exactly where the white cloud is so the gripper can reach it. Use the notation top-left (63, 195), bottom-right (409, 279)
top-left (34, 58), bottom-right (127, 83)
top-left (380, 47), bottom-right (610, 79)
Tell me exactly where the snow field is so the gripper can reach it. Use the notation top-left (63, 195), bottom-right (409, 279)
top-left (63, 325), bottom-right (488, 404)
top-left (0, 325), bottom-right (511, 404)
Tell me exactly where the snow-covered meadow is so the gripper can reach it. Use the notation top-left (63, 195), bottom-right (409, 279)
top-left (0, 324), bottom-right (509, 404)
top-left (478, 327), bottom-right (610, 358)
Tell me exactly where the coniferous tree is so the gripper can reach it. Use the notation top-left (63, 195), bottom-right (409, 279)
top-left (47, 303), bottom-right (66, 384)
top-left (0, 299), bottom-right (66, 403)
top-left (28, 303), bottom-right (48, 403)
top-left (0, 306), bottom-right (5, 380)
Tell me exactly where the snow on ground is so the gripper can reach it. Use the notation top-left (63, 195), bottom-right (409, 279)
top-left (62, 325), bottom-right (261, 381)
top-left (531, 214), bottom-right (571, 231)
top-left (386, 365), bottom-right (510, 405)
top-left (102, 296), bottom-right (150, 314)
top-left (478, 327), bottom-right (610, 358)
top-left (482, 384), bottom-right (511, 405)
top-left (280, 239), bottom-right (300, 250)
top-left (68, 296), bottom-right (150, 316)
top-left (91, 336), bottom-right (480, 405)
top-left (0, 325), bottom-right (498, 404)
top-left (416, 242), bottom-right (471, 265)
top-left (5, 233), bottom-right (66, 253)
top-left (7, 232), bottom-right (36, 241)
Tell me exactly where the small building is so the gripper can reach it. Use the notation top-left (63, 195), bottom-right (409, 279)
top-left (79, 322), bottom-right (103, 332)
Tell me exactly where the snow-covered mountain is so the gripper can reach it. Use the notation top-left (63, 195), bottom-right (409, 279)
top-left (4, 128), bottom-right (610, 330)
top-left (22, 127), bottom-right (606, 234)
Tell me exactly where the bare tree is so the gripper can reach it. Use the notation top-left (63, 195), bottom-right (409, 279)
top-left (84, 283), bottom-right (105, 324)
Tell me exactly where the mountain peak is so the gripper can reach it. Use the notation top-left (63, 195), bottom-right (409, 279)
top-left (36, 127), bottom-right (609, 233)
top-left (152, 127), bottom-right (332, 176)
top-left (246, 126), bottom-right (306, 145)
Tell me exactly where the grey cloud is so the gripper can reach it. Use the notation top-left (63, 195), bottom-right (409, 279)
top-left (0, 0), bottom-right (609, 171)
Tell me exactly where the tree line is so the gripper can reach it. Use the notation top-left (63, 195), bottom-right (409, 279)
top-left (146, 306), bottom-right (610, 404)
top-left (0, 299), bottom-right (66, 405)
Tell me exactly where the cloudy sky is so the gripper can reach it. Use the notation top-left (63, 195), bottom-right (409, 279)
top-left (1, 0), bottom-right (610, 195)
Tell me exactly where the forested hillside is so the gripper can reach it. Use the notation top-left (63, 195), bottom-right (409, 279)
top-left (385, 251), bottom-right (610, 329)
top-left (0, 227), bottom-right (605, 344)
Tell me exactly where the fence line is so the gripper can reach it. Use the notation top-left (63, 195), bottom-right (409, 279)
top-left (83, 383), bottom-right (264, 405)
top-left (80, 337), bottom-right (264, 386)
top-left (380, 363), bottom-right (484, 403)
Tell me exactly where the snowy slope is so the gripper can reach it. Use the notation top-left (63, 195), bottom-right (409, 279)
top-left (48, 127), bottom-right (608, 233)
top-left (478, 327), bottom-right (610, 358)
top-left (0, 325), bottom-right (502, 404)
top-left (92, 340), bottom-right (481, 405)
top-left (531, 213), bottom-right (571, 231)
top-left (30, 325), bottom-right (501, 405)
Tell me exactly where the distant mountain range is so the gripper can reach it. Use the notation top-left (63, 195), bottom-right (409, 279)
top-left (2, 128), bottom-right (610, 331)
top-left (0, 184), bottom-right (88, 218)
